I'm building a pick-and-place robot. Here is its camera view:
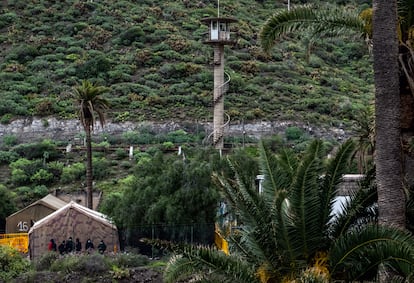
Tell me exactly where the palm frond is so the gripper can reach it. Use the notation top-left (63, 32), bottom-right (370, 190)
top-left (212, 165), bottom-right (263, 228)
top-left (319, 139), bottom-right (357, 232)
top-left (330, 169), bottom-right (377, 238)
top-left (276, 147), bottom-right (299, 182)
top-left (288, 140), bottom-right (325, 258)
top-left (213, 161), bottom-right (284, 267)
top-left (72, 80), bottom-right (109, 131)
top-left (398, 0), bottom-right (414, 36)
top-left (259, 142), bottom-right (280, 193)
top-left (330, 225), bottom-right (414, 281)
top-left (260, 5), bottom-right (365, 53)
top-left (164, 245), bottom-right (260, 283)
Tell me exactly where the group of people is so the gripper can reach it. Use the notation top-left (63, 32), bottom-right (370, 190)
top-left (48, 237), bottom-right (107, 255)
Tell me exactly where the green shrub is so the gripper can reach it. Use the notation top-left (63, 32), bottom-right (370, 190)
top-left (11, 168), bottom-right (30, 185)
top-left (0, 245), bottom-right (31, 281)
top-left (120, 160), bottom-right (132, 169)
top-left (3, 135), bottom-right (17, 146)
top-left (34, 252), bottom-right (59, 271)
top-left (6, 44), bottom-right (39, 63)
top-left (162, 141), bottom-right (174, 149)
top-left (76, 54), bottom-right (111, 78)
top-left (285, 126), bottom-right (304, 141)
top-left (92, 157), bottom-right (111, 180)
top-left (50, 254), bottom-right (109, 275)
top-left (119, 26), bottom-right (144, 45)
top-left (12, 140), bottom-right (59, 160)
top-left (30, 169), bottom-right (54, 184)
top-left (77, 254), bottom-right (110, 275)
top-left (14, 186), bottom-right (48, 205)
top-left (0, 113), bottom-right (13, 124)
top-left (122, 129), bottom-right (156, 145)
top-left (72, 22), bottom-right (89, 33)
top-left (0, 12), bottom-right (17, 28)
top-left (115, 148), bottom-right (128, 159)
top-left (50, 254), bottom-right (81, 273)
top-left (61, 162), bottom-right (85, 183)
top-left (111, 253), bottom-right (149, 268)
top-left (165, 129), bottom-right (192, 143)
top-left (0, 150), bottom-right (19, 164)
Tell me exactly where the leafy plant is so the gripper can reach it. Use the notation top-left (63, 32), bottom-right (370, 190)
top-left (0, 245), bottom-right (31, 281)
top-left (164, 139), bottom-right (414, 282)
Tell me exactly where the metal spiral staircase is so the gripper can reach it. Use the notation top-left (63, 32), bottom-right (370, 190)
top-left (203, 71), bottom-right (231, 147)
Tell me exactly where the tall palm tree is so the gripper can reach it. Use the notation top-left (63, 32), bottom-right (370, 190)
top-left (259, 2), bottom-right (407, 230)
top-left (72, 80), bottom-right (109, 209)
top-left (372, 0), bottom-right (405, 230)
top-left (164, 140), bottom-right (414, 282)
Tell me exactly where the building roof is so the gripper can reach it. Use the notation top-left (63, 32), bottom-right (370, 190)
top-left (201, 16), bottom-right (238, 23)
top-left (28, 201), bottom-right (116, 233)
top-left (6, 194), bottom-right (67, 219)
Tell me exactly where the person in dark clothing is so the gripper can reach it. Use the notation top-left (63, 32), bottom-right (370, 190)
top-left (75, 238), bottom-right (82, 253)
top-left (66, 237), bottom-right (74, 253)
top-left (85, 238), bottom-right (94, 253)
top-left (97, 240), bottom-right (106, 254)
top-left (58, 240), bottom-right (66, 255)
top-left (48, 239), bottom-right (57, 251)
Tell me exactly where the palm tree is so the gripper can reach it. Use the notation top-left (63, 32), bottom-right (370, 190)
top-left (164, 140), bottom-right (414, 282)
top-left (72, 80), bottom-right (109, 209)
top-left (372, 0), bottom-right (405, 230)
top-left (259, 2), bottom-right (407, 230)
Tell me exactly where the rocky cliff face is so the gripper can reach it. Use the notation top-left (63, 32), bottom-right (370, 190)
top-left (0, 117), bottom-right (350, 144)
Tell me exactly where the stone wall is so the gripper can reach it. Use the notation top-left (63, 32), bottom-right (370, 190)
top-left (0, 117), bottom-right (351, 144)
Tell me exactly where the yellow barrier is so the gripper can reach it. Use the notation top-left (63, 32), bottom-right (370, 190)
top-left (214, 230), bottom-right (229, 255)
top-left (0, 233), bottom-right (29, 253)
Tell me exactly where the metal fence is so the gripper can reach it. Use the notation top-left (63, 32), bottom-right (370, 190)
top-left (120, 223), bottom-right (215, 256)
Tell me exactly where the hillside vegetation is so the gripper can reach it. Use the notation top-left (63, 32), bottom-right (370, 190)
top-left (0, 0), bottom-right (373, 128)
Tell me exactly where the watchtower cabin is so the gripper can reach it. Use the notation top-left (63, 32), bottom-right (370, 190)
top-left (201, 17), bottom-right (237, 45)
top-left (201, 17), bottom-right (237, 151)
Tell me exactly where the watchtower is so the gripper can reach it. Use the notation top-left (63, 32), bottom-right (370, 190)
top-left (201, 16), bottom-right (237, 150)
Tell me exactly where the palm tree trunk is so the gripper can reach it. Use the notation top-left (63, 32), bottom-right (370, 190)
top-left (85, 124), bottom-right (93, 209)
top-left (373, 0), bottom-right (405, 229)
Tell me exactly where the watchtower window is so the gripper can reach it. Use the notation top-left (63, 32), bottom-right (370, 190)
top-left (211, 21), bottom-right (219, 40)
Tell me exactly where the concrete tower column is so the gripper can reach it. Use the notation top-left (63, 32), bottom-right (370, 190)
top-left (213, 45), bottom-right (225, 149)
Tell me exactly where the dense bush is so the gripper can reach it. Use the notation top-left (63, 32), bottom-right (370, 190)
top-left (12, 140), bottom-right (59, 160)
top-left (30, 168), bottom-right (54, 185)
top-left (76, 54), bottom-right (111, 78)
top-left (92, 157), bottom-right (111, 180)
top-left (0, 185), bottom-right (16, 228)
top-left (0, 12), bottom-right (17, 28)
top-left (0, 246), bottom-right (31, 281)
top-left (0, 150), bottom-right (19, 164)
top-left (285, 126), bottom-right (304, 141)
top-left (119, 26), bottom-right (144, 46)
top-left (60, 162), bottom-right (85, 184)
top-left (6, 44), bottom-right (39, 63)
top-left (111, 252), bottom-right (149, 268)
top-left (14, 185), bottom-right (48, 206)
top-left (34, 252), bottom-right (60, 271)
top-left (122, 129), bottom-right (156, 145)
top-left (0, 0), bottom-right (374, 129)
